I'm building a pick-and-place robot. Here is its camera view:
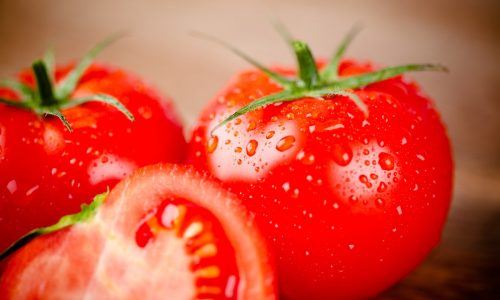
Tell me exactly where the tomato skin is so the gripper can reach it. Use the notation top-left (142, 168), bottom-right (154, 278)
top-left (0, 64), bottom-right (186, 253)
top-left (0, 164), bottom-right (276, 300)
top-left (188, 60), bottom-right (453, 299)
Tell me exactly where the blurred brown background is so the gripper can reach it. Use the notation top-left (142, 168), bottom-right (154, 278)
top-left (1, 0), bottom-right (499, 298)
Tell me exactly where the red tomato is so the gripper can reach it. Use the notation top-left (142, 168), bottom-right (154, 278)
top-left (0, 164), bottom-right (276, 299)
top-left (188, 36), bottom-right (453, 299)
top-left (0, 61), bottom-right (186, 253)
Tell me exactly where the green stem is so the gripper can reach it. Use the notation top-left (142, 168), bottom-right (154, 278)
top-left (293, 41), bottom-right (320, 88)
top-left (32, 60), bottom-right (57, 106)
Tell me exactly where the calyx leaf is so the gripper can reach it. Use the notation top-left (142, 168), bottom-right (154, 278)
top-left (203, 26), bottom-right (448, 135)
top-left (0, 34), bottom-right (134, 131)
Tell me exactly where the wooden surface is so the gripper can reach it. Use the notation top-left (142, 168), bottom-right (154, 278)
top-left (1, 0), bottom-right (499, 298)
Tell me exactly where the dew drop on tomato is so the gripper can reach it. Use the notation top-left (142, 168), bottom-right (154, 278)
top-left (266, 131), bottom-right (275, 139)
top-left (377, 182), bottom-right (388, 193)
top-left (331, 143), bottom-right (353, 166)
top-left (375, 198), bottom-right (385, 208)
top-left (207, 136), bottom-right (219, 153)
top-left (246, 121), bottom-right (257, 132)
top-left (276, 135), bottom-right (295, 152)
top-left (378, 152), bottom-right (395, 170)
top-left (246, 140), bottom-right (258, 157)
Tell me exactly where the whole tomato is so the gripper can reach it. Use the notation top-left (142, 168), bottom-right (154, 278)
top-left (188, 31), bottom-right (453, 299)
top-left (0, 38), bottom-right (186, 253)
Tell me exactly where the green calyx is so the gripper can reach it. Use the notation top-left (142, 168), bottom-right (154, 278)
top-left (0, 34), bottom-right (134, 132)
top-left (0, 193), bottom-right (107, 261)
top-left (203, 26), bottom-right (448, 135)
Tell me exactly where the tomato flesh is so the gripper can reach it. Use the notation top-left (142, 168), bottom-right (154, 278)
top-left (135, 198), bottom-right (240, 299)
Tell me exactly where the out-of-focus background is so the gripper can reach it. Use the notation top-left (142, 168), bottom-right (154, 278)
top-left (1, 0), bottom-right (499, 298)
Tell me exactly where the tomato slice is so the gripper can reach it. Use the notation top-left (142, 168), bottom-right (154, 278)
top-left (0, 164), bottom-right (276, 300)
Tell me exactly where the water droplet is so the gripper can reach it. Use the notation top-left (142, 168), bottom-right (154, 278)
top-left (138, 106), bottom-right (152, 119)
top-left (401, 137), bottom-right (408, 145)
top-left (276, 136), bottom-right (295, 152)
top-left (359, 175), bottom-right (373, 188)
top-left (375, 198), bottom-right (385, 207)
top-left (363, 149), bottom-right (370, 155)
top-left (370, 173), bottom-right (378, 180)
top-left (282, 182), bottom-right (290, 192)
top-left (25, 185), bottom-right (39, 196)
top-left (266, 130), bottom-right (275, 139)
top-left (234, 147), bottom-right (242, 153)
top-left (378, 139), bottom-right (385, 147)
top-left (207, 136), bottom-right (219, 153)
top-left (416, 154), bottom-right (425, 161)
top-left (331, 143), bottom-right (353, 166)
top-left (379, 152), bottom-right (395, 170)
top-left (246, 140), bottom-right (258, 157)
top-left (396, 205), bottom-right (403, 216)
top-left (6, 180), bottom-right (17, 194)
top-left (349, 195), bottom-right (358, 203)
top-left (296, 150), bottom-right (305, 160)
top-left (246, 121), bottom-right (257, 131)
top-left (377, 182), bottom-right (387, 193)
top-left (101, 156), bottom-right (109, 163)
top-left (234, 118), bottom-right (242, 125)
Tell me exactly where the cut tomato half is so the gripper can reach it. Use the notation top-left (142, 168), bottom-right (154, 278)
top-left (0, 164), bottom-right (276, 300)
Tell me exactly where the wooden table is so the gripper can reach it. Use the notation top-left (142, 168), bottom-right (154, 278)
top-left (1, 0), bottom-right (499, 298)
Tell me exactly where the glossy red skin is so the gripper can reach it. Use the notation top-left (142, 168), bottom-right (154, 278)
top-left (0, 164), bottom-right (277, 300)
top-left (0, 64), bottom-right (186, 252)
top-left (188, 60), bottom-right (453, 299)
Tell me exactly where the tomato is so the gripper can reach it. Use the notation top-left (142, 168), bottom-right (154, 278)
top-left (0, 41), bottom-right (186, 253)
top-left (188, 33), bottom-right (453, 299)
top-left (0, 164), bottom-right (276, 299)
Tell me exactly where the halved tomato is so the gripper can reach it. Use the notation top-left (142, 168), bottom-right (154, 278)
top-left (0, 164), bottom-right (276, 300)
